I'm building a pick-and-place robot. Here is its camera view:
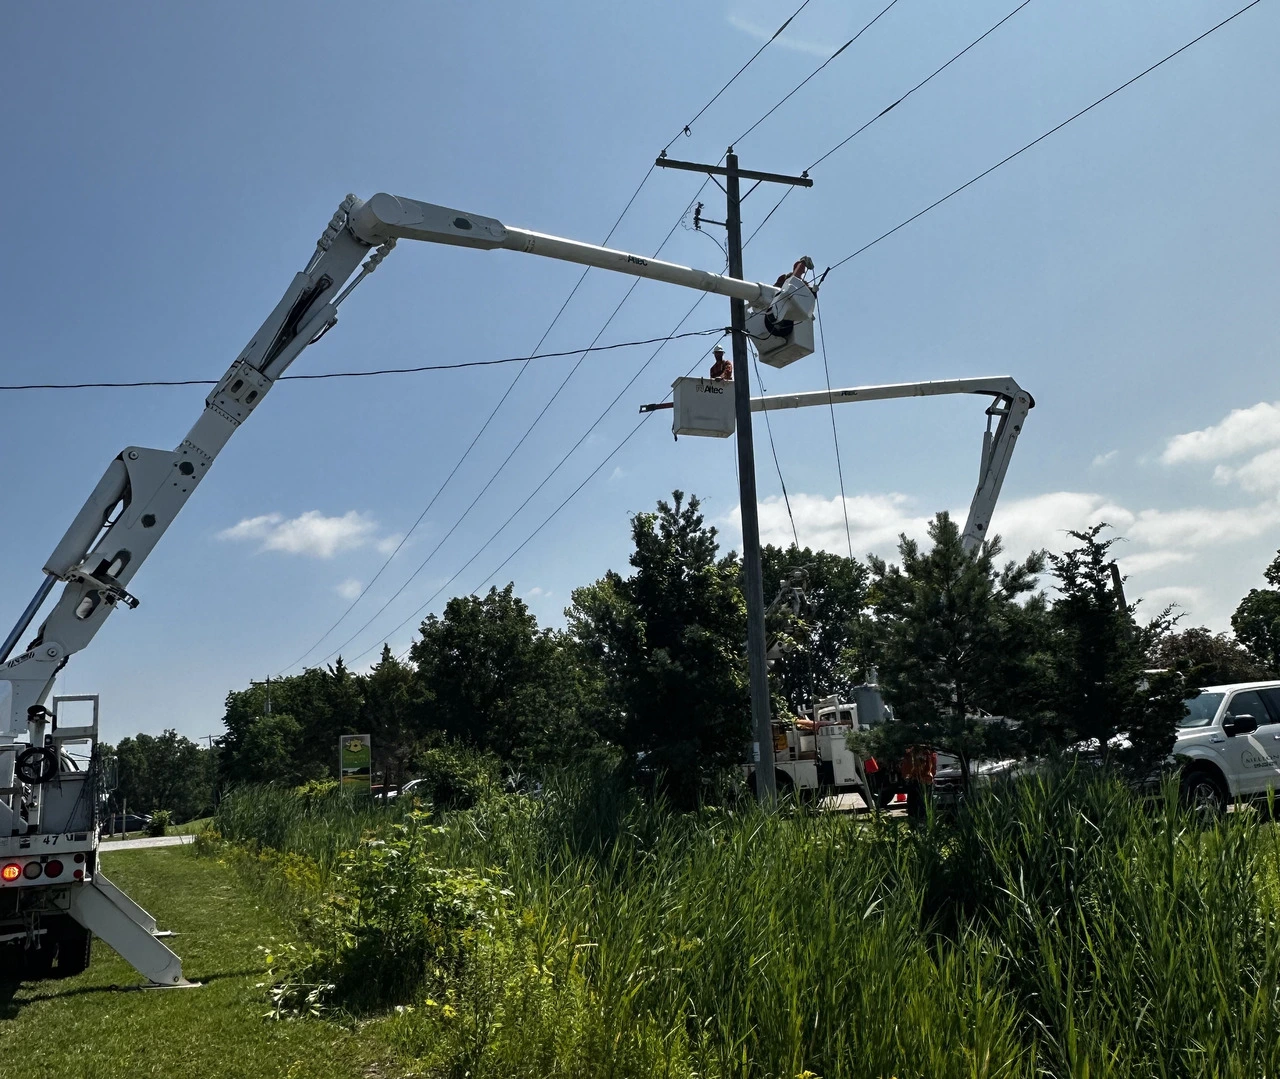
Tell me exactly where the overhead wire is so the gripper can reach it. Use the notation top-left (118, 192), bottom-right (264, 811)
top-left (446, 0), bottom-right (1267, 629)
top-left (281, 0), bottom-right (818, 674)
top-left (0, 332), bottom-right (726, 392)
top-left (815, 297), bottom-right (854, 561)
top-left (316, 195), bottom-right (713, 669)
top-left (822, 0), bottom-right (1264, 276)
top-left (356, 295), bottom-right (722, 666)
top-left (290, 2), bottom-right (829, 671)
top-left (731, 0), bottom-right (905, 147)
top-left (662, 0), bottom-right (813, 154)
top-left (744, 0), bottom-right (1036, 244)
top-left (751, 354), bottom-right (800, 548)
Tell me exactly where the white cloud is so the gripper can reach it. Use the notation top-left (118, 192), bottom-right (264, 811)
top-left (375, 533), bottom-right (405, 556)
top-left (1092, 450), bottom-right (1118, 467)
top-left (335, 578), bottom-right (363, 601)
top-left (987, 492), bottom-right (1135, 554)
top-left (1136, 585), bottom-right (1205, 612)
top-left (734, 492), bottom-right (931, 558)
top-left (525, 586), bottom-right (551, 599)
top-left (727, 14), bottom-right (830, 56)
top-left (1213, 445), bottom-right (1280, 493)
top-left (1162, 401), bottom-right (1280, 464)
top-left (218, 510), bottom-right (382, 559)
top-left (1128, 504), bottom-right (1280, 549)
top-left (1117, 550), bottom-right (1192, 576)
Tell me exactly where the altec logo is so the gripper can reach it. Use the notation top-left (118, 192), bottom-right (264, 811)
top-left (698, 384), bottom-right (725, 395)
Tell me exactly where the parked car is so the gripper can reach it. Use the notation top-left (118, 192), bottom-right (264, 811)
top-left (99, 811), bottom-right (153, 835)
top-left (383, 778), bottom-right (429, 802)
top-left (1175, 680), bottom-right (1280, 814)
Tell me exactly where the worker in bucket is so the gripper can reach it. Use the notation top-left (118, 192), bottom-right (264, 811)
top-left (774, 255), bottom-right (815, 289)
top-left (709, 345), bottom-right (733, 381)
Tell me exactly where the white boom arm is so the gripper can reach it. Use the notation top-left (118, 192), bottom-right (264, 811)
top-left (0, 192), bottom-right (797, 837)
top-left (751, 376), bottom-right (1033, 552)
top-left (668, 374), bottom-right (1032, 553)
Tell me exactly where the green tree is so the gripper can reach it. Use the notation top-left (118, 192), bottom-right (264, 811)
top-left (1232, 549), bottom-right (1280, 673)
top-left (218, 663), bottom-right (364, 786)
top-left (1148, 626), bottom-right (1272, 687)
top-left (568, 491), bottom-right (748, 807)
top-left (1038, 524), bottom-right (1185, 774)
top-left (866, 511), bottom-right (1047, 778)
top-left (760, 544), bottom-right (870, 713)
top-left (361, 646), bottom-right (419, 793)
top-left (112, 729), bottom-right (215, 821)
top-left (409, 584), bottom-right (595, 767)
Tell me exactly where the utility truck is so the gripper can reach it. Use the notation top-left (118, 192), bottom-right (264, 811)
top-left (0, 191), bottom-right (821, 984)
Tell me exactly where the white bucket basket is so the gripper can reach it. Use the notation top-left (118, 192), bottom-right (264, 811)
top-left (672, 377), bottom-right (735, 437)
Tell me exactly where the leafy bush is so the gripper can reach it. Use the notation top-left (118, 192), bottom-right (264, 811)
top-left (268, 812), bottom-right (503, 1012)
top-left (145, 809), bottom-right (172, 837)
top-left (404, 743), bottom-right (501, 812)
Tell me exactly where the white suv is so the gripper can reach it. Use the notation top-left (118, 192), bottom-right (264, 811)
top-left (1175, 681), bottom-right (1280, 813)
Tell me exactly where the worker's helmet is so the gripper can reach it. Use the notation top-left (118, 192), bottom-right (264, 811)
top-left (713, 345), bottom-right (725, 356)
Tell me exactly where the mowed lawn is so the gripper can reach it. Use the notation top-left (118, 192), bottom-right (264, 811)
top-left (1, 847), bottom-right (400, 1079)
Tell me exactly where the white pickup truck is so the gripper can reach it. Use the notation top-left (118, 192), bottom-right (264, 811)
top-left (1176, 680), bottom-right (1280, 813)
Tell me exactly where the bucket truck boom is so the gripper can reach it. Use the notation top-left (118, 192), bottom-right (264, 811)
top-left (0, 193), bottom-right (815, 984)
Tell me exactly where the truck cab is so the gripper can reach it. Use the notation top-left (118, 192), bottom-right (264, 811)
top-left (1175, 680), bottom-right (1280, 811)
top-left (746, 695), bottom-right (872, 802)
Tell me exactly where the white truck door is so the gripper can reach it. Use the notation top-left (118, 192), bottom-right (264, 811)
top-left (1250, 687), bottom-right (1280, 794)
top-left (1220, 688), bottom-right (1279, 795)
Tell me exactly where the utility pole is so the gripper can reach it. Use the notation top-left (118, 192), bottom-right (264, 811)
top-left (656, 148), bottom-right (812, 802)
top-left (250, 677), bottom-right (272, 715)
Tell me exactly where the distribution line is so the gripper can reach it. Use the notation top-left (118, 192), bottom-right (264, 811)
top-left (751, 355), bottom-right (800, 548)
top-left (815, 297), bottom-right (854, 561)
top-left (823, 0), bottom-right (1264, 276)
top-left (732, 0), bottom-right (905, 147)
top-left (0, 332), bottom-right (725, 392)
top-left (281, 0), bottom-right (816, 674)
top-left (745, 0), bottom-right (1035, 244)
top-left (315, 195), bottom-right (712, 670)
top-left (351, 295), bottom-right (720, 666)
top-left (662, 0), bottom-right (813, 154)
top-left (464, 338), bottom-right (728, 610)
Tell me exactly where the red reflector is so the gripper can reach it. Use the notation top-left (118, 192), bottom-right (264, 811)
top-left (73, 870), bottom-right (83, 880)
top-left (894, 793), bottom-right (907, 803)
top-left (863, 757), bottom-right (879, 774)
top-left (44, 860), bottom-right (64, 878)
top-left (1, 863), bottom-right (20, 882)
top-left (23, 861), bottom-right (42, 880)
top-left (73, 853), bottom-right (85, 864)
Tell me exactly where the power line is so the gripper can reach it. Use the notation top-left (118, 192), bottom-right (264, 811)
top-left (745, 0), bottom-right (1036, 244)
top-left (662, 0), bottom-right (813, 154)
top-left (732, 0), bottom-right (905, 147)
top-left (823, 0), bottom-right (1264, 276)
top-left (0, 331), bottom-right (726, 392)
top-left (281, 4), bottom-right (813, 674)
top-left (356, 299), bottom-right (722, 666)
top-left (815, 297), bottom-right (854, 561)
top-left (308, 191), bottom-right (712, 672)
top-left (751, 354), bottom-right (800, 548)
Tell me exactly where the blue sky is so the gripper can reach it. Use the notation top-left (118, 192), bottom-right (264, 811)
top-left (2, 1), bottom-right (1278, 743)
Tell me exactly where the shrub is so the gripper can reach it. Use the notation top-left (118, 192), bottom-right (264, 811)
top-left (145, 809), bottom-right (172, 837)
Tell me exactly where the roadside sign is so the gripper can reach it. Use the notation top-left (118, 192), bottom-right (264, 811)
top-left (339, 734), bottom-right (372, 794)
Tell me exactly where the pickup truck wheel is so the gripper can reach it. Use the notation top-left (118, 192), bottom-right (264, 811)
top-left (1180, 767), bottom-right (1227, 818)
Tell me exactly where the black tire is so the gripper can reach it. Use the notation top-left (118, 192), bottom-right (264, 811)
top-left (1180, 767), bottom-right (1228, 818)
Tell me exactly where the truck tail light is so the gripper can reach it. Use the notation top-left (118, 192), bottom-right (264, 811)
top-left (23, 862), bottom-right (43, 880)
top-left (45, 860), bottom-right (64, 878)
top-left (1, 863), bottom-right (20, 882)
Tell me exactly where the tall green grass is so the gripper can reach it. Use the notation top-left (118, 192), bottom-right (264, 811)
top-left (213, 772), bottom-right (1280, 1078)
